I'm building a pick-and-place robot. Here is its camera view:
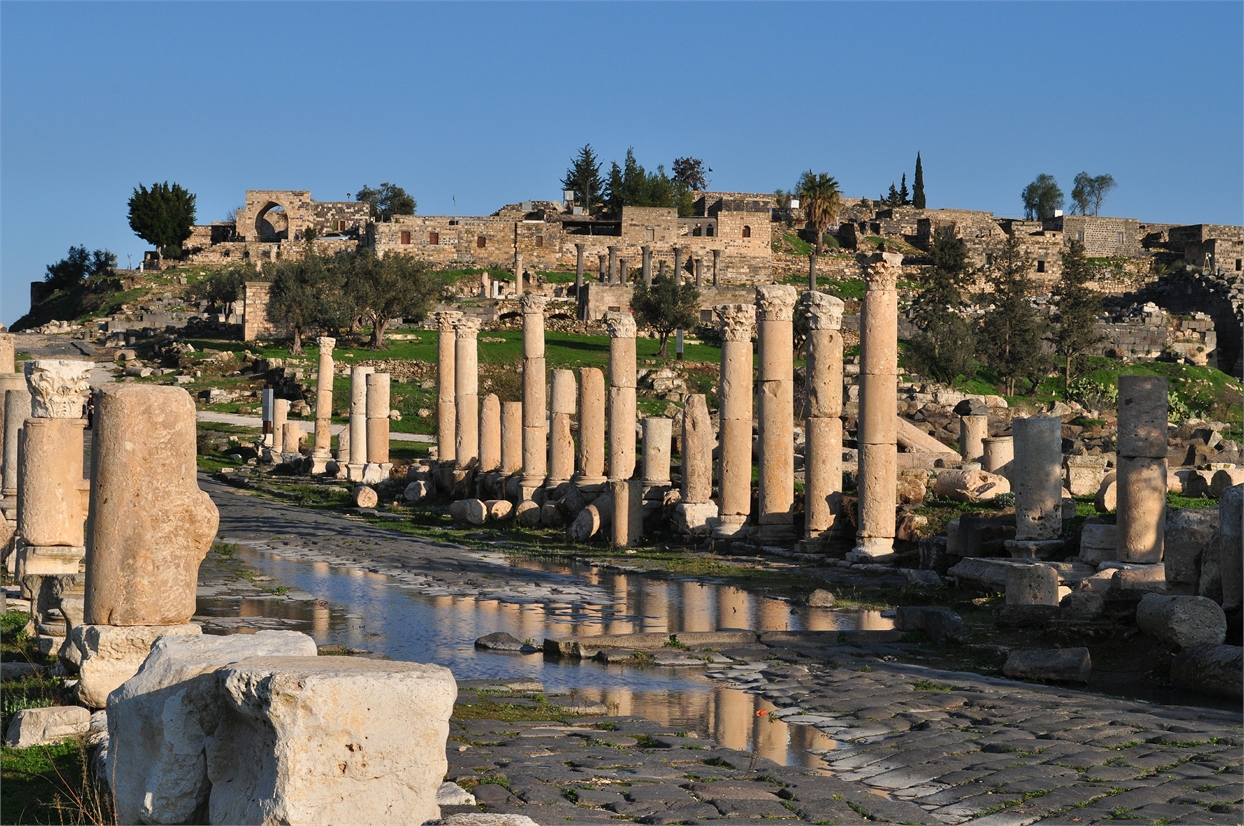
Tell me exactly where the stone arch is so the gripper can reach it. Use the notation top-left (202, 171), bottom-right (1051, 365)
top-left (255, 202), bottom-right (290, 242)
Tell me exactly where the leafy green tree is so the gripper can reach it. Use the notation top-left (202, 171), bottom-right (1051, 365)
top-left (912, 153), bottom-right (926, 209)
top-left (795, 171), bottom-right (842, 255)
top-left (906, 227), bottom-right (977, 384)
top-left (127, 181), bottom-right (197, 257)
top-left (561, 144), bottom-right (603, 214)
top-left (672, 157), bottom-right (710, 191)
top-left (355, 183), bottom-right (416, 222)
top-left (977, 236), bottom-right (1045, 394)
top-left (191, 261), bottom-right (258, 311)
top-left (1021, 174), bottom-right (1064, 220)
top-left (345, 251), bottom-right (443, 349)
top-left (631, 271), bottom-right (700, 358)
top-left (1070, 172), bottom-right (1116, 217)
top-left (603, 148), bottom-right (692, 215)
top-left (44, 246), bottom-right (116, 291)
top-left (1048, 240), bottom-right (1104, 390)
top-left (265, 253), bottom-right (351, 355)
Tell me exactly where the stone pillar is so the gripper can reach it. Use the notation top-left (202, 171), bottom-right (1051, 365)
top-left (347, 366), bottom-right (373, 481)
top-left (0, 333), bottom-right (13, 373)
top-left (674, 394), bottom-right (717, 535)
top-left (1117, 376), bottom-right (1168, 564)
top-left (809, 254), bottom-right (818, 293)
top-left (500, 402), bottom-right (522, 475)
top-left (715, 304), bottom-right (756, 537)
top-left (3, 379), bottom-right (31, 499)
top-left (712, 249), bottom-right (721, 286)
top-left (695, 258), bottom-right (704, 288)
top-left (641, 246), bottom-right (652, 288)
top-left (607, 246), bottom-right (618, 285)
top-left (1012, 417), bottom-right (1063, 541)
top-left (515, 253), bottom-right (524, 294)
top-left (598, 254), bottom-right (607, 283)
top-left (365, 373), bottom-right (391, 472)
top-left (853, 252), bottom-right (903, 559)
top-left (549, 369), bottom-right (576, 488)
top-left (575, 243), bottom-right (586, 319)
top-left (960, 415), bottom-right (988, 465)
top-left (673, 248), bottom-right (684, 285)
top-left (618, 257), bottom-right (629, 285)
top-left (657, 260), bottom-right (666, 282)
top-left (434, 312), bottom-right (460, 466)
top-left (270, 399), bottom-right (288, 454)
top-left (282, 422), bottom-right (304, 454)
top-left (310, 337), bottom-right (335, 472)
top-left (611, 479), bottom-right (643, 547)
top-left (641, 418), bottom-right (673, 487)
top-left (606, 312), bottom-right (637, 483)
top-left (520, 295), bottom-right (549, 497)
top-left (755, 286), bottom-right (798, 543)
top-left (983, 436), bottom-right (1014, 480)
top-left (479, 394), bottom-right (501, 474)
top-left (453, 317), bottom-right (480, 471)
top-left (804, 292), bottom-right (846, 545)
top-left (575, 367), bottom-right (606, 487)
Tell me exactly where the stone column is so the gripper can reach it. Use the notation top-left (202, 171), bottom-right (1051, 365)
top-left (453, 317), bottom-right (480, 471)
top-left (434, 311), bottom-right (460, 467)
top-left (618, 257), bottom-right (629, 285)
top-left (500, 402), bottom-right (523, 476)
top-left (0, 333), bottom-right (13, 373)
top-left (809, 254), bottom-right (818, 293)
top-left (657, 260), bottom-right (666, 282)
top-left (549, 369), bottom-right (576, 488)
top-left (272, 399), bottom-right (290, 456)
top-left (479, 394), bottom-right (501, 474)
top-left (673, 248), bottom-right (684, 285)
top-left (715, 304), bottom-right (756, 537)
top-left (804, 292), bottom-right (846, 545)
top-left (712, 249), bottom-right (721, 286)
top-left (641, 246), bottom-right (652, 288)
top-left (854, 252), bottom-right (903, 559)
top-left (960, 415), bottom-right (988, 465)
top-left (673, 394), bottom-right (717, 534)
top-left (983, 436), bottom-right (1014, 480)
top-left (575, 367), bottom-right (606, 487)
top-left (2, 377), bottom-right (31, 499)
top-left (611, 479), bottom-right (643, 548)
top-left (1117, 376), bottom-right (1168, 564)
top-left (598, 254), bottom-right (607, 283)
top-left (347, 365), bottom-right (373, 481)
top-left (607, 246), bottom-right (618, 285)
top-left (310, 337), bottom-right (335, 472)
top-left (520, 295), bottom-right (549, 497)
top-left (1012, 417), bottom-right (1063, 541)
top-left (606, 312), bottom-right (637, 483)
top-left (515, 253), bottom-right (525, 294)
top-left (365, 373), bottom-right (391, 476)
top-left (695, 258), bottom-right (704, 288)
top-left (282, 422), bottom-right (304, 454)
top-left (575, 243), bottom-right (586, 319)
top-left (755, 286), bottom-right (798, 543)
top-left (641, 418), bottom-right (673, 488)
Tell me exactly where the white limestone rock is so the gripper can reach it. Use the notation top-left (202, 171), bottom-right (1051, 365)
top-left (4, 705), bottom-right (89, 748)
top-left (71, 623), bottom-right (202, 708)
top-left (1135, 594), bottom-right (1227, 649)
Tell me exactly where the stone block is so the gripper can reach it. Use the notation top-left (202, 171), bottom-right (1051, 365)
top-left (1210, 468), bottom-right (1244, 498)
top-left (4, 705), bottom-right (89, 748)
top-left (1170, 644), bottom-right (1243, 700)
top-left (204, 657), bottom-right (455, 826)
top-left (672, 502), bottom-right (717, 535)
top-left (932, 468), bottom-right (1010, 503)
top-left (352, 485), bottom-right (378, 509)
top-left (1135, 594), bottom-right (1227, 649)
top-left (1002, 648), bottom-right (1091, 683)
top-left (894, 606), bottom-right (963, 641)
top-left (70, 623), bottom-right (202, 708)
top-left (1163, 507), bottom-right (1219, 593)
top-left (108, 631), bottom-right (318, 826)
top-left (1059, 591), bottom-right (1105, 620)
top-left (1078, 520), bottom-right (1118, 565)
top-left (1065, 455), bottom-right (1108, 497)
top-left (1006, 564), bottom-right (1059, 606)
top-left (1108, 562), bottom-right (1167, 593)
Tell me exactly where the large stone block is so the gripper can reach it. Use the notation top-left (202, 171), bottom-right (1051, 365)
top-left (932, 468), bottom-right (1010, 503)
top-left (4, 705), bottom-right (89, 748)
top-left (1163, 507), bottom-right (1219, 593)
top-left (205, 657), bottom-right (456, 826)
top-left (1003, 648), bottom-right (1091, 683)
top-left (1005, 564), bottom-right (1059, 606)
top-left (108, 631), bottom-right (318, 826)
top-left (1135, 593), bottom-right (1226, 649)
top-left (71, 623), bottom-right (202, 708)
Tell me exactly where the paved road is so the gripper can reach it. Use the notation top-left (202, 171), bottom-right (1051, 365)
top-left (197, 410), bottom-right (434, 442)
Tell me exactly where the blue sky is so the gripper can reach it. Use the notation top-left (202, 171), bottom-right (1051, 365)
top-left (2, 1), bottom-right (1241, 326)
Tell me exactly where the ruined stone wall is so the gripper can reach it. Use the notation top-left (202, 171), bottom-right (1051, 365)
top-left (1048, 216), bottom-right (1143, 258)
top-left (241, 281), bottom-right (284, 341)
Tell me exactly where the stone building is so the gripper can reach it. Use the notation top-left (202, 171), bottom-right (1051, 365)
top-left (1167, 224), bottom-right (1244, 273)
top-left (1044, 215), bottom-right (1144, 258)
top-left (184, 190), bottom-right (371, 264)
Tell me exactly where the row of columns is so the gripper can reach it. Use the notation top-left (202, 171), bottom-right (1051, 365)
top-left (572, 245), bottom-right (724, 289)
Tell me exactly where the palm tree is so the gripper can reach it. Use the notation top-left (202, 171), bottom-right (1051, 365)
top-left (796, 171), bottom-right (842, 255)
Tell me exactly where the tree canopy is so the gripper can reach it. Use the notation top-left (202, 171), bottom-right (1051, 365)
top-left (356, 183), bottom-right (416, 221)
top-left (344, 251), bottom-right (443, 349)
top-left (265, 253), bottom-right (351, 355)
top-left (672, 157), bottom-right (710, 191)
top-left (631, 271), bottom-right (700, 358)
top-left (1021, 174), bottom-right (1064, 220)
top-left (44, 245), bottom-right (116, 291)
top-left (905, 227), bottom-right (976, 384)
top-left (1070, 172), bottom-right (1116, 217)
top-left (191, 261), bottom-right (257, 311)
top-left (978, 236), bottom-right (1045, 395)
top-left (603, 148), bottom-right (693, 217)
top-left (127, 181), bottom-right (197, 257)
top-left (1048, 240), bottom-right (1104, 390)
top-left (796, 171), bottom-right (842, 255)
top-left (561, 144), bottom-right (603, 215)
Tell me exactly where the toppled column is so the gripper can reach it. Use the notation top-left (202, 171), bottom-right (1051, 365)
top-left (500, 401), bottom-right (522, 475)
top-left (804, 292), bottom-right (846, 546)
top-left (673, 394), bottom-right (717, 535)
top-left (1012, 417), bottom-right (1064, 542)
top-left (641, 245), bottom-right (653, 287)
top-left (755, 286), bottom-right (797, 543)
top-left (310, 337), bottom-right (335, 473)
top-left (715, 304), bottom-right (756, 538)
top-left (365, 373), bottom-right (391, 482)
top-left (1117, 376), bottom-right (1168, 564)
top-left (959, 415), bottom-right (988, 465)
top-left (347, 365), bottom-right (373, 481)
top-left (434, 311), bottom-right (460, 467)
top-left (520, 295), bottom-right (549, 498)
top-left (453, 317), bottom-right (480, 471)
top-left (76, 384), bottom-right (218, 707)
top-left (575, 367), bottom-right (607, 487)
top-left (854, 252), bottom-right (903, 559)
top-left (479, 394), bottom-right (501, 474)
top-left (549, 369), bottom-right (576, 488)
top-left (606, 312), bottom-right (637, 483)
top-left (983, 435), bottom-right (1014, 480)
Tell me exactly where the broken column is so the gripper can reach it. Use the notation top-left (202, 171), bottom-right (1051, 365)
top-left (269, 398), bottom-right (289, 456)
top-left (453, 317), bottom-right (480, 473)
top-left (1011, 417), bottom-right (1064, 547)
top-left (346, 366), bottom-right (373, 481)
top-left (755, 285), bottom-right (798, 544)
top-left (310, 337), bottom-right (335, 473)
top-left (501, 401), bottom-right (522, 476)
top-left (76, 383), bottom-right (219, 707)
top-left (365, 372), bottom-right (391, 482)
top-left (641, 246), bottom-right (653, 288)
top-left (854, 252), bottom-right (903, 559)
top-left (959, 414), bottom-right (988, 465)
top-left (673, 393), bottom-right (717, 535)
top-left (549, 369), bottom-right (576, 488)
top-left (575, 243), bottom-right (586, 317)
top-left (282, 422), bottom-right (303, 456)
top-left (715, 304), bottom-right (756, 538)
top-left (983, 435), bottom-right (1014, 480)
top-left (575, 367), bottom-right (607, 488)
top-left (1117, 376), bottom-right (1168, 564)
top-left (606, 312), bottom-right (637, 483)
top-left (520, 295), bottom-right (549, 498)
top-left (640, 417), bottom-right (672, 530)
top-left (434, 311), bottom-right (460, 467)
top-left (804, 292), bottom-right (846, 547)
top-left (673, 247), bottom-right (685, 284)
top-left (479, 394), bottom-right (501, 474)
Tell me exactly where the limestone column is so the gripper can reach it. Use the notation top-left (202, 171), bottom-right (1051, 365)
top-left (809, 254), bottom-right (818, 293)
top-left (618, 257), bottom-right (629, 285)
top-left (1012, 417), bottom-right (1063, 541)
top-left (804, 292), bottom-right (846, 544)
top-left (1116, 376), bottom-right (1168, 564)
top-left (272, 398), bottom-right (290, 455)
top-left (854, 252), bottom-right (902, 558)
top-left (346, 366), bottom-right (373, 481)
top-left (549, 369), bottom-right (576, 488)
top-left (365, 373), bottom-right (391, 469)
top-left (310, 337), bottom-right (335, 472)
top-left (673, 248), bottom-right (684, 285)
top-left (712, 249), bottom-right (721, 286)
top-left (500, 402), bottom-right (523, 475)
top-left (641, 418), bottom-right (673, 488)
top-left (453, 317), bottom-right (480, 470)
top-left (598, 254), bottom-right (607, 283)
top-left (520, 295), bottom-right (549, 496)
top-left (606, 312), bottom-right (637, 482)
top-left (641, 246), bottom-right (653, 288)
top-left (2, 378), bottom-right (31, 499)
top-left (575, 367), bottom-right (606, 486)
top-left (715, 304), bottom-right (756, 537)
top-left (515, 253), bottom-right (525, 294)
top-left (607, 246), bottom-right (618, 285)
top-left (434, 311), bottom-right (460, 466)
top-left (674, 394), bottom-right (717, 534)
top-left (695, 258), bottom-right (704, 288)
top-left (983, 436), bottom-right (1014, 480)
top-left (282, 422), bottom-right (303, 454)
top-left (575, 243), bottom-right (586, 319)
top-left (657, 260), bottom-right (667, 282)
top-left (755, 286), bottom-right (798, 542)
top-left (479, 394), bottom-right (501, 474)
top-left (960, 415), bottom-right (988, 464)
top-left (0, 333), bottom-right (13, 373)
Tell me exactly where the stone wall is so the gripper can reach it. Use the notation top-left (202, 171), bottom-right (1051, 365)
top-left (1046, 215), bottom-right (1144, 258)
top-left (234, 191), bottom-right (368, 244)
top-left (242, 281), bottom-right (283, 341)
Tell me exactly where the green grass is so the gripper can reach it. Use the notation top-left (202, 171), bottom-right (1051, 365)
top-left (538, 270), bottom-right (579, 284)
top-left (1, 739), bottom-right (113, 826)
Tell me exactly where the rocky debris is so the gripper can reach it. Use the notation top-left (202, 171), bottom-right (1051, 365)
top-left (1078, 520), bottom-right (1118, 565)
top-left (1171, 644), bottom-right (1244, 700)
top-left (1002, 647), bottom-right (1091, 682)
top-left (1163, 507), bottom-right (1220, 594)
top-left (1108, 562), bottom-right (1167, 592)
top-left (448, 499), bottom-right (488, 525)
top-left (932, 468), bottom-right (1010, 503)
top-left (4, 705), bottom-right (90, 748)
top-left (1005, 564), bottom-right (1060, 606)
top-left (805, 589), bottom-right (835, 608)
top-left (435, 782), bottom-right (477, 807)
top-left (70, 623), bottom-right (203, 708)
top-left (473, 632), bottom-right (536, 653)
top-left (1094, 472), bottom-right (1118, 512)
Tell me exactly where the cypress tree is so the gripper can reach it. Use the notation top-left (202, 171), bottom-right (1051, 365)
top-left (913, 153), bottom-right (926, 209)
top-left (899, 174), bottom-right (910, 206)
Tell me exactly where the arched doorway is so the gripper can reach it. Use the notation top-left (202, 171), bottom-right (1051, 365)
top-left (255, 203), bottom-right (289, 241)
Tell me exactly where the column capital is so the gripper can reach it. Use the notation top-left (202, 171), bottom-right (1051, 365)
top-left (712, 248), bottom-right (721, 258)
top-left (24, 359), bottom-right (91, 418)
top-left (520, 294), bottom-right (548, 314)
top-left (575, 241), bottom-right (586, 251)
top-left (604, 311), bottom-right (637, 338)
top-left (858, 251), bottom-right (903, 291)
top-left (640, 244), bottom-right (651, 254)
top-left (317, 336), bottom-right (336, 356)
top-left (755, 285), bottom-right (798, 322)
top-left (452, 316), bottom-right (481, 338)
top-left (434, 310), bottom-right (464, 331)
top-left (715, 304), bottom-right (756, 342)
top-left (804, 291), bottom-right (845, 330)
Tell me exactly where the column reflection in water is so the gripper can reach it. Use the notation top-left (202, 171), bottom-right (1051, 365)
top-left (758, 597), bottom-right (790, 631)
top-left (680, 581), bottom-right (714, 632)
top-left (579, 602), bottom-right (603, 636)
top-left (639, 580), bottom-right (670, 633)
top-left (717, 586), bottom-right (750, 630)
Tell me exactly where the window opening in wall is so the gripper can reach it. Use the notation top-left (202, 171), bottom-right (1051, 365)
top-left (742, 225), bottom-right (751, 238)
top-left (608, 306), bottom-right (621, 313)
top-left (338, 220), bottom-right (346, 231)
top-left (1036, 259), bottom-right (1046, 273)
top-left (477, 236), bottom-right (487, 248)
top-left (1236, 259), bottom-right (1242, 271)
top-left (706, 224), bottom-right (715, 237)
top-left (700, 309), bottom-right (715, 323)
top-left (535, 235), bottom-right (544, 248)
top-left (647, 229), bottom-right (655, 242)
top-left (1116, 232), bottom-right (1124, 244)
top-left (1077, 231), bottom-right (1085, 242)
top-left (429, 232), bottom-right (439, 245)
top-left (400, 231), bottom-right (411, 245)
top-left (692, 225), bottom-right (702, 237)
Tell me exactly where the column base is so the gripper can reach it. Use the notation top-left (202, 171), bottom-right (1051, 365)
top-left (69, 623), bottom-right (203, 709)
top-left (673, 502), bottom-right (718, 535)
top-left (849, 536), bottom-right (895, 560)
top-left (520, 477), bottom-right (548, 502)
top-left (362, 463), bottom-right (391, 485)
top-left (573, 475), bottom-right (607, 488)
top-left (713, 515), bottom-right (749, 538)
top-left (345, 463), bottom-right (367, 482)
top-left (308, 450), bottom-right (335, 475)
top-left (15, 544), bottom-right (85, 597)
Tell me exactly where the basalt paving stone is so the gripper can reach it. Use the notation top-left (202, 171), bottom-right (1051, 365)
top-left (929, 791), bottom-right (1025, 820)
top-left (570, 787), bottom-right (627, 806)
top-left (709, 798), bottom-right (798, 817)
top-left (1171, 810), bottom-right (1244, 824)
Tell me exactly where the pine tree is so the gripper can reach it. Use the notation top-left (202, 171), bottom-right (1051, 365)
top-left (561, 145), bottom-right (603, 214)
top-left (978, 236), bottom-right (1046, 395)
top-left (906, 227), bottom-right (977, 384)
top-left (898, 174), bottom-right (910, 206)
top-left (1049, 240), bottom-right (1104, 390)
top-left (913, 153), bottom-right (926, 209)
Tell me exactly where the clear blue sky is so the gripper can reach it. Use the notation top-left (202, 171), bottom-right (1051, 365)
top-left (3, 1), bottom-right (1241, 326)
